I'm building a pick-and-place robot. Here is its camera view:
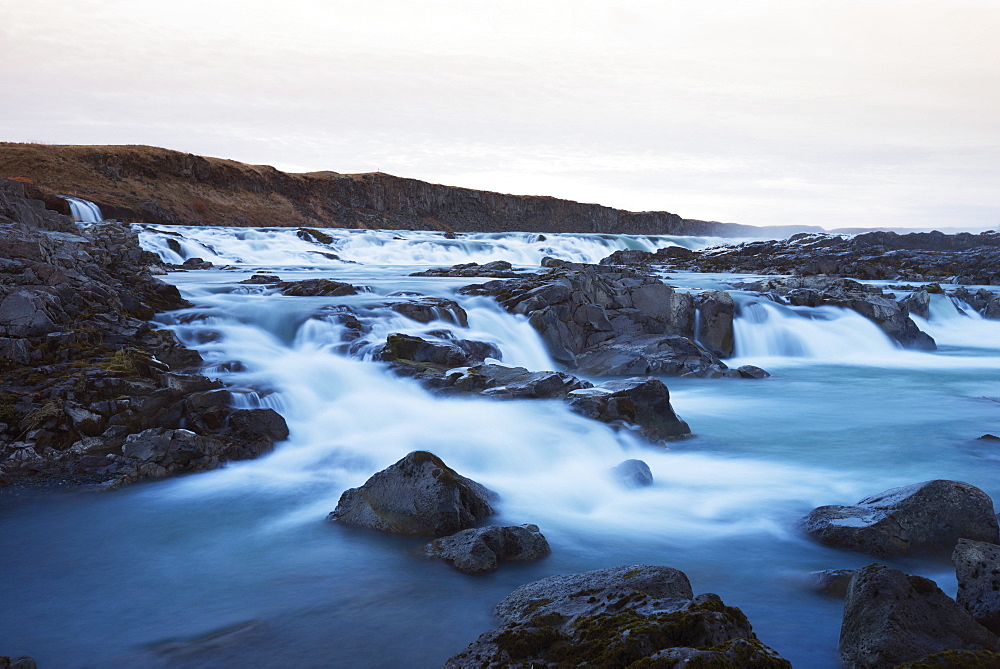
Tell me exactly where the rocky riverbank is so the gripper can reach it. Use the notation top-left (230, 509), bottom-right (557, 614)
top-left (0, 179), bottom-right (287, 488)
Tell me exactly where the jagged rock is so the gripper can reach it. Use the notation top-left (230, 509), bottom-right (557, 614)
top-left (389, 297), bottom-right (469, 326)
top-left (802, 480), bottom-right (999, 558)
top-left (899, 289), bottom-right (931, 319)
top-left (953, 539), bottom-right (1000, 634)
top-left (446, 564), bottom-right (790, 668)
top-left (611, 459), bottom-right (653, 488)
top-left (442, 363), bottom-right (591, 399)
top-left (374, 333), bottom-right (500, 371)
top-left (328, 451), bottom-right (497, 536)
top-left (423, 524), bottom-right (551, 573)
top-left (566, 377), bottom-right (691, 441)
top-left (275, 278), bottom-right (362, 297)
top-left (695, 289), bottom-right (735, 357)
top-left (809, 569), bottom-right (857, 598)
top-left (840, 563), bottom-right (999, 668)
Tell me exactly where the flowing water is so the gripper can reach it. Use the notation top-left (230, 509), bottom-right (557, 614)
top-left (3, 226), bottom-right (1000, 667)
top-left (60, 196), bottom-right (103, 224)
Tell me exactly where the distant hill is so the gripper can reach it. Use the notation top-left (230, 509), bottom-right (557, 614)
top-left (0, 142), bottom-right (822, 237)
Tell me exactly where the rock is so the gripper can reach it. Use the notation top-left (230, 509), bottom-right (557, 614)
top-left (446, 564), bottom-right (790, 668)
top-left (423, 524), bottom-right (551, 573)
top-left (839, 563), bottom-right (998, 668)
top-left (611, 459), bottom-right (654, 488)
top-left (374, 333), bottom-right (500, 371)
top-left (238, 274), bottom-right (280, 284)
top-left (987, 297), bottom-right (1000, 320)
top-left (695, 289), bottom-right (735, 357)
top-left (0, 290), bottom-right (59, 337)
top-left (809, 569), bottom-right (857, 598)
top-left (736, 364), bottom-right (771, 379)
top-left (802, 480), bottom-right (999, 557)
top-left (390, 297), bottom-right (470, 327)
top-left (573, 334), bottom-right (728, 378)
top-left (900, 289), bottom-right (931, 319)
top-left (328, 451), bottom-right (497, 536)
top-left (275, 278), bottom-right (362, 297)
top-left (894, 649), bottom-right (1000, 666)
top-left (0, 658), bottom-right (37, 669)
top-left (442, 363), bottom-right (591, 399)
top-left (566, 377), bottom-right (691, 441)
top-left (180, 257), bottom-right (213, 269)
top-left (953, 539), bottom-right (1000, 634)
top-left (979, 434), bottom-right (1000, 441)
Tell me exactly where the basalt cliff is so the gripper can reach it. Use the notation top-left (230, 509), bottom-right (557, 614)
top-left (0, 142), bottom-right (817, 236)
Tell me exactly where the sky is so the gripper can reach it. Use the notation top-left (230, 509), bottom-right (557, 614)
top-left (2, 0), bottom-right (998, 230)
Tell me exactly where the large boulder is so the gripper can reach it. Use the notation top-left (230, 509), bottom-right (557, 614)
top-left (695, 289), bottom-right (735, 357)
top-left (328, 451), bottom-right (497, 536)
top-left (953, 539), bottom-right (1000, 634)
top-left (801, 480), bottom-right (999, 557)
top-left (573, 334), bottom-right (728, 378)
top-left (840, 563), bottom-right (999, 668)
top-left (422, 524), bottom-right (551, 573)
top-left (567, 377), bottom-right (691, 441)
top-left (374, 333), bottom-right (499, 371)
top-left (446, 564), bottom-right (790, 667)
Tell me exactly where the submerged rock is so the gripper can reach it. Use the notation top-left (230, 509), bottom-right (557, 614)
top-left (953, 539), bottom-right (1000, 634)
top-left (446, 564), bottom-right (790, 667)
top-left (611, 459), bottom-right (654, 488)
top-left (840, 563), bottom-right (998, 668)
top-left (423, 524), bottom-right (551, 573)
top-left (328, 451), bottom-right (497, 536)
top-left (809, 569), bottom-right (858, 598)
top-left (801, 479), bottom-right (999, 558)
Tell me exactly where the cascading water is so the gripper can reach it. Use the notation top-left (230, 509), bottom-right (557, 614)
top-left (61, 195), bottom-right (103, 223)
top-left (3, 226), bottom-right (1000, 668)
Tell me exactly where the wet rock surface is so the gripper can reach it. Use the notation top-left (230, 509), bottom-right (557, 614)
top-left (840, 563), bottom-right (999, 668)
top-left (422, 523), bottom-right (551, 573)
top-left (458, 262), bottom-right (743, 378)
top-left (802, 480), bottom-right (1000, 558)
top-left (566, 377), bottom-right (691, 441)
top-left (328, 451), bottom-right (498, 536)
top-left (0, 180), bottom-right (288, 488)
top-left (611, 459), bottom-right (653, 488)
top-left (446, 564), bottom-right (790, 668)
top-left (953, 538), bottom-right (1000, 634)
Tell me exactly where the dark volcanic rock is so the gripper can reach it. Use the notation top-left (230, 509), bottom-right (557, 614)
top-left (461, 264), bottom-right (737, 378)
top-left (0, 657), bottom-right (37, 669)
top-left (423, 524), bottom-right (551, 573)
top-left (374, 333), bottom-right (501, 379)
top-left (840, 563), bottom-right (999, 668)
top-left (953, 538), bottom-right (1000, 634)
top-left (328, 451), bottom-right (497, 536)
top-left (566, 377), bottom-right (691, 441)
top-left (441, 363), bottom-right (592, 399)
top-left (446, 564), bottom-right (790, 668)
top-left (389, 297), bottom-right (468, 326)
top-left (275, 278), bottom-right (363, 297)
top-left (410, 260), bottom-right (524, 278)
top-left (695, 289), bottom-right (735, 357)
top-left (802, 480), bottom-right (999, 558)
top-left (0, 180), bottom-right (288, 488)
top-left (809, 569), bottom-right (858, 598)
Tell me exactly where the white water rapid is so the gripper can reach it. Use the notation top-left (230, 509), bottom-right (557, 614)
top-left (3, 226), bottom-right (1000, 668)
top-left (61, 195), bottom-right (103, 223)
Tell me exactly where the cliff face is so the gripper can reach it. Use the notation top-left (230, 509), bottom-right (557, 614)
top-left (0, 143), bottom-right (818, 237)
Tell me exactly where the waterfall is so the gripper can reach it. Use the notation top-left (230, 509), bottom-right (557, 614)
top-left (62, 196), bottom-right (103, 223)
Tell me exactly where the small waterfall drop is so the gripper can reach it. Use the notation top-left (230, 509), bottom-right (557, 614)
top-left (62, 196), bottom-right (103, 223)
top-left (732, 297), bottom-right (899, 361)
top-left (912, 292), bottom-right (1000, 350)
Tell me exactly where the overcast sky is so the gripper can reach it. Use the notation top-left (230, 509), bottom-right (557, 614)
top-left (2, 1), bottom-right (998, 230)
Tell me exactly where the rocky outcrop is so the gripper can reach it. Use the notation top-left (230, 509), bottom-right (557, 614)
top-left (1, 143), bottom-right (821, 236)
top-left (695, 289), bottom-right (735, 357)
top-left (566, 377), bottom-right (691, 441)
top-left (840, 563), bottom-right (999, 668)
top-left (446, 564), bottom-right (790, 667)
top-left (0, 180), bottom-right (288, 487)
top-left (328, 451), bottom-right (498, 536)
top-left (953, 539), bottom-right (1000, 634)
top-left (460, 262), bottom-right (740, 377)
top-left (737, 276), bottom-right (936, 349)
top-left (801, 480), bottom-right (999, 558)
top-left (606, 230), bottom-right (1000, 286)
top-left (422, 524), bottom-right (551, 573)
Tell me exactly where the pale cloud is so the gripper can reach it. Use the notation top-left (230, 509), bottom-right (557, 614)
top-left (2, 0), bottom-right (998, 230)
